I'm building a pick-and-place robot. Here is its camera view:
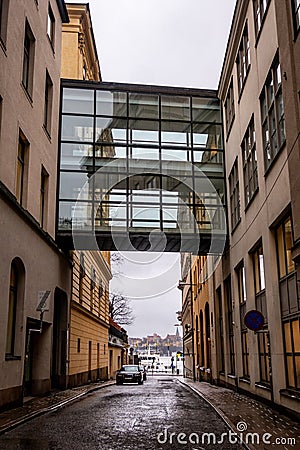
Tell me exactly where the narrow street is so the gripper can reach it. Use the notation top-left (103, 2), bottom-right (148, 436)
top-left (0, 377), bottom-right (244, 450)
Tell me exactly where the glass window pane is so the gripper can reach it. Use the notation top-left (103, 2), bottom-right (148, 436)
top-left (192, 98), bottom-right (221, 123)
top-left (96, 90), bottom-right (127, 117)
top-left (95, 144), bottom-right (126, 161)
top-left (129, 93), bottom-right (159, 119)
top-left (129, 147), bottom-right (159, 160)
top-left (296, 356), bottom-right (300, 388)
top-left (286, 356), bottom-right (295, 387)
top-left (128, 120), bottom-right (159, 144)
top-left (292, 319), bottom-right (300, 353)
top-left (277, 225), bottom-right (286, 278)
top-left (161, 148), bottom-right (192, 162)
top-left (161, 121), bottom-right (191, 147)
top-left (62, 115), bottom-right (94, 142)
top-left (284, 322), bottom-right (292, 352)
top-left (285, 218), bottom-right (295, 274)
top-left (62, 88), bottom-right (94, 114)
top-left (161, 96), bottom-right (190, 121)
top-left (59, 171), bottom-right (93, 200)
top-left (58, 201), bottom-right (93, 230)
top-left (95, 117), bottom-right (127, 144)
top-left (193, 123), bottom-right (223, 149)
top-left (60, 143), bottom-right (93, 170)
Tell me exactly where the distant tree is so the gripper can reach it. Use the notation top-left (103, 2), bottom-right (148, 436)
top-left (109, 292), bottom-right (135, 326)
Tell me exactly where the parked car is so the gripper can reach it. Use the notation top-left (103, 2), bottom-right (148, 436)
top-left (116, 365), bottom-right (143, 385)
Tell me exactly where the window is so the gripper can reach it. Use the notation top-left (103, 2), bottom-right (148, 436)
top-left (260, 56), bottom-right (285, 170)
top-left (224, 78), bottom-right (235, 134)
top-left (242, 117), bottom-right (258, 206)
top-left (229, 158), bottom-right (240, 231)
top-left (16, 132), bottom-right (28, 206)
top-left (252, 243), bottom-right (266, 294)
top-left (98, 278), bottom-right (103, 299)
top-left (40, 166), bottom-right (48, 228)
top-left (0, 0), bottom-right (9, 47)
top-left (242, 331), bottom-right (250, 378)
top-left (236, 23), bottom-right (250, 95)
top-left (253, 0), bottom-right (271, 37)
top-left (6, 263), bottom-right (18, 355)
top-left (292, 0), bottom-right (300, 35)
top-left (77, 338), bottom-right (81, 353)
top-left (251, 242), bottom-right (267, 321)
top-left (44, 71), bottom-right (53, 134)
top-left (47, 4), bottom-right (55, 47)
top-left (22, 21), bottom-right (35, 97)
top-left (276, 216), bottom-right (295, 279)
top-left (258, 331), bottom-right (271, 384)
top-left (283, 318), bottom-right (300, 389)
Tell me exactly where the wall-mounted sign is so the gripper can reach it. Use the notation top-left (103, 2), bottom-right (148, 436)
top-left (244, 309), bottom-right (265, 332)
top-left (37, 290), bottom-right (51, 312)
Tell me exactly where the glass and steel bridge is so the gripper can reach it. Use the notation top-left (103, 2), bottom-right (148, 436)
top-left (57, 81), bottom-right (227, 254)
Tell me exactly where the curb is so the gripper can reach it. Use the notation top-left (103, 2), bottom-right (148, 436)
top-left (177, 379), bottom-right (252, 450)
top-left (0, 381), bottom-right (115, 436)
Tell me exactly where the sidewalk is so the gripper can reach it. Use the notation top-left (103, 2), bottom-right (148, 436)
top-left (0, 380), bottom-right (115, 435)
top-left (179, 378), bottom-right (300, 450)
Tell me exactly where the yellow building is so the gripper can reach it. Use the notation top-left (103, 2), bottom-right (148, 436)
top-left (61, 3), bottom-right (111, 386)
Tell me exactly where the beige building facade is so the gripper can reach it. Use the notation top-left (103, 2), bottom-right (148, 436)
top-left (211, 0), bottom-right (299, 415)
top-left (61, 3), bottom-right (111, 387)
top-left (0, 0), bottom-right (70, 408)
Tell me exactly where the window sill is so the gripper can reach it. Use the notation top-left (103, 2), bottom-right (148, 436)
top-left (227, 374), bottom-right (236, 380)
top-left (237, 67), bottom-right (251, 104)
top-left (5, 354), bottom-right (21, 361)
top-left (239, 377), bottom-right (250, 384)
top-left (264, 140), bottom-right (286, 177)
top-left (280, 388), bottom-right (300, 401)
top-left (231, 217), bottom-right (241, 235)
top-left (255, 381), bottom-right (271, 391)
top-left (47, 35), bottom-right (55, 56)
top-left (43, 125), bottom-right (51, 142)
top-left (225, 116), bottom-right (235, 142)
top-left (0, 37), bottom-right (7, 55)
top-left (244, 187), bottom-right (259, 212)
top-left (20, 83), bottom-right (33, 105)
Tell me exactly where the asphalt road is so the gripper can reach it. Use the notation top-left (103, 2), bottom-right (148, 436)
top-left (0, 377), bottom-right (245, 450)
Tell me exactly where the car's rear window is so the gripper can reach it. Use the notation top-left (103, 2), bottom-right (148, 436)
top-left (122, 366), bottom-right (139, 371)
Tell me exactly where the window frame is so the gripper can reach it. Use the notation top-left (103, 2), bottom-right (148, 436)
top-left (44, 70), bottom-right (53, 135)
top-left (253, 0), bottom-right (271, 39)
top-left (260, 55), bottom-right (286, 172)
top-left (22, 20), bottom-right (35, 98)
top-left (242, 116), bottom-right (258, 207)
top-left (236, 22), bottom-right (251, 97)
top-left (292, 0), bottom-right (300, 38)
top-left (283, 318), bottom-right (300, 390)
top-left (6, 263), bottom-right (18, 356)
top-left (224, 78), bottom-right (235, 136)
top-left (16, 132), bottom-right (28, 206)
top-left (0, 0), bottom-right (9, 48)
top-left (47, 3), bottom-right (55, 48)
top-left (229, 157), bottom-right (240, 232)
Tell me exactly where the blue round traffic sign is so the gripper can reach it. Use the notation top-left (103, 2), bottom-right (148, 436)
top-left (244, 310), bottom-right (265, 331)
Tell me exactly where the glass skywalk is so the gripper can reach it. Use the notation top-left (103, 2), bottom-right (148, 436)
top-left (57, 81), bottom-right (226, 254)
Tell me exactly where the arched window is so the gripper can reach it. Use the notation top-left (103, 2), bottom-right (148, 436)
top-left (6, 258), bottom-right (25, 358)
top-left (6, 263), bottom-right (18, 355)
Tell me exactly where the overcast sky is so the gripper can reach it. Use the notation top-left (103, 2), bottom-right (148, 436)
top-left (71, 0), bottom-right (236, 338)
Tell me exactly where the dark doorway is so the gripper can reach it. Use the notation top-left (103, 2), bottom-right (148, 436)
top-left (51, 288), bottom-right (68, 389)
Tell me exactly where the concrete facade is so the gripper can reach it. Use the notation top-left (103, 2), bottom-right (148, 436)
top-left (213, 0), bottom-right (299, 415)
top-left (0, 0), bottom-right (70, 408)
